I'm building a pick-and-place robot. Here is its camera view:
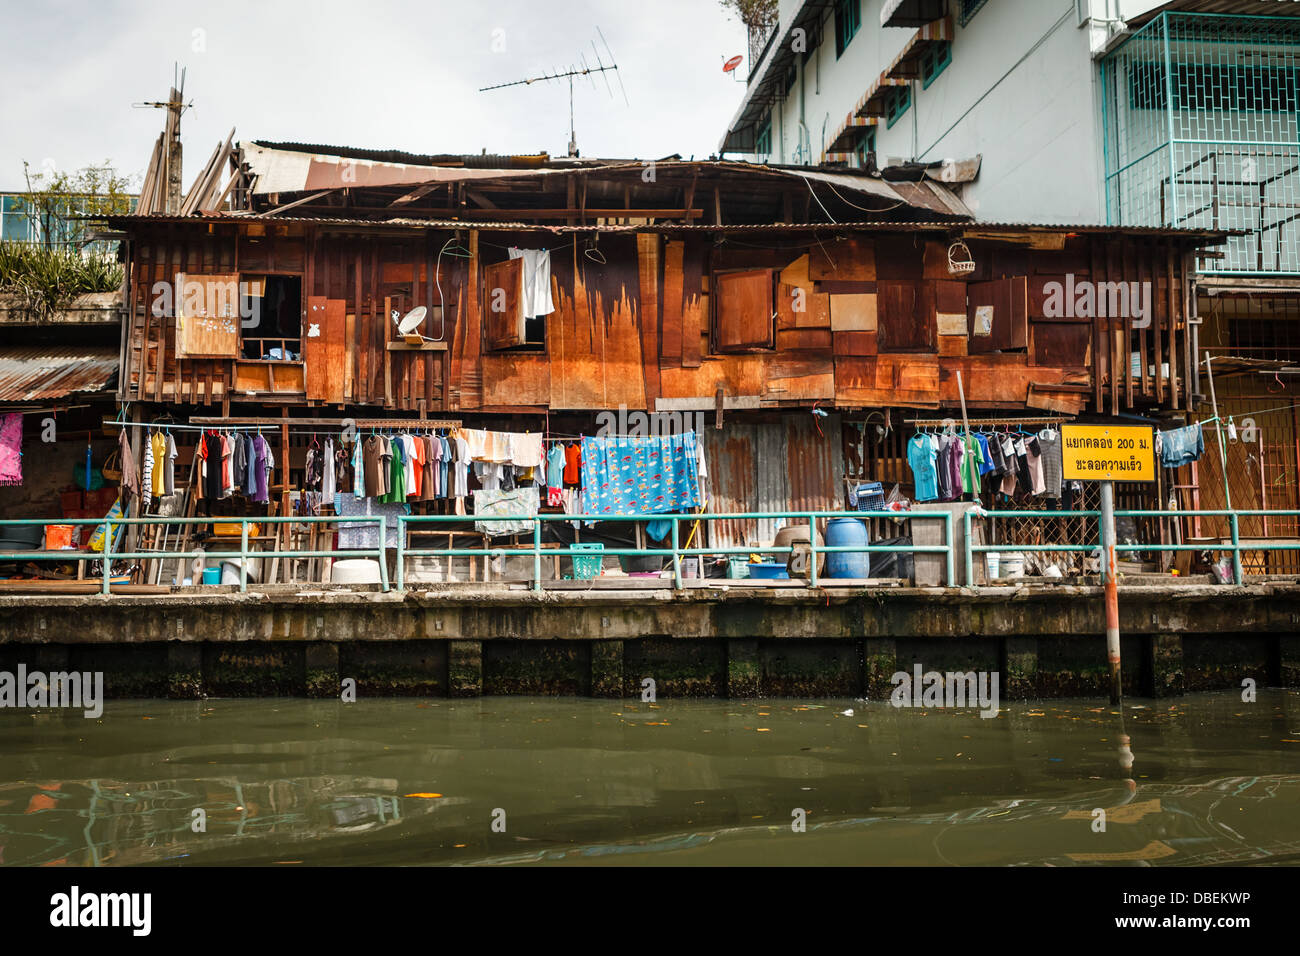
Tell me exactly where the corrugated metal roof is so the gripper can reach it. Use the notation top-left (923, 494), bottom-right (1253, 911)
top-left (102, 213), bottom-right (1231, 240)
top-left (0, 346), bottom-right (118, 402)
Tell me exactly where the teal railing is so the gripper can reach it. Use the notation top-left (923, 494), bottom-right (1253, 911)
top-left (3, 507), bottom-right (1299, 593)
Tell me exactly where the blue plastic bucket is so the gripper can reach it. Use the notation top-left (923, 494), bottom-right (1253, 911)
top-left (825, 517), bottom-right (869, 578)
top-left (201, 566), bottom-right (222, 586)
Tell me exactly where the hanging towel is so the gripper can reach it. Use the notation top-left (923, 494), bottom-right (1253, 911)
top-left (0, 413), bottom-right (22, 486)
top-left (508, 247), bottom-right (556, 318)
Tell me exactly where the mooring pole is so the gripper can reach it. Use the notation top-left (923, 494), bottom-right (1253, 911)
top-left (1100, 480), bottom-right (1122, 704)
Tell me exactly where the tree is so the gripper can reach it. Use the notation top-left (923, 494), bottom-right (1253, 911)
top-left (718, 0), bottom-right (780, 67)
top-left (20, 161), bottom-right (135, 249)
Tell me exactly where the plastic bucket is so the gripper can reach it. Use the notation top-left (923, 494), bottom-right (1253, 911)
top-left (985, 551), bottom-right (1000, 580)
top-left (201, 567), bottom-right (222, 586)
top-left (1001, 552), bottom-right (1025, 579)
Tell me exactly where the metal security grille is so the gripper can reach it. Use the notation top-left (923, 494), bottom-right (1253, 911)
top-left (1101, 13), bottom-right (1300, 275)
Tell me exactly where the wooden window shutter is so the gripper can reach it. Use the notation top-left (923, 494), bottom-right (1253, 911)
top-left (483, 258), bottom-right (525, 350)
top-left (966, 276), bottom-right (1028, 354)
top-left (877, 279), bottom-right (936, 352)
top-left (714, 268), bottom-right (775, 352)
top-left (175, 272), bottom-right (240, 359)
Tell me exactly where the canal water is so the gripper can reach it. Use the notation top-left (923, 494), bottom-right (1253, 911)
top-left (1, 691), bottom-right (1297, 866)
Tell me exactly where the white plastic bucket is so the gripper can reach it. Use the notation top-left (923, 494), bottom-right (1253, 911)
top-left (985, 551), bottom-right (1000, 580)
top-left (1001, 552), bottom-right (1025, 579)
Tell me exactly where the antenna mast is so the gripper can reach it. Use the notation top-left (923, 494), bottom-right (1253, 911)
top-left (479, 31), bottom-right (627, 158)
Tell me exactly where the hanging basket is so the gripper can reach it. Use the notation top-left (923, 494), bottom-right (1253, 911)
top-left (101, 449), bottom-right (122, 482)
top-left (947, 240), bottom-right (975, 276)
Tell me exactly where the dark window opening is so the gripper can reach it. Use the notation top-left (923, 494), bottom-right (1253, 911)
top-left (241, 275), bottom-right (302, 361)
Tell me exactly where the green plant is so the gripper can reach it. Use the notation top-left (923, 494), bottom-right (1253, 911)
top-left (0, 241), bottom-right (123, 318)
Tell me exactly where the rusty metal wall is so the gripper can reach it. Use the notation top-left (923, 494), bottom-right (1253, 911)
top-left (702, 413), bottom-right (845, 551)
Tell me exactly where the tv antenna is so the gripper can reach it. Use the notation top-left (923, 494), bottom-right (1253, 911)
top-left (479, 28), bottom-right (628, 158)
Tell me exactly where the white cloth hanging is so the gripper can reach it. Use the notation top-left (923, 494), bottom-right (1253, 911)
top-left (508, 247), bottom-right (555, 319)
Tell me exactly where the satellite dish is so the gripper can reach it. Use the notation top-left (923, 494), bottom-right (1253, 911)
top-left (397, 306), bottom-right (427, 335)
top-left (723, 55), bottom-right (743, 73)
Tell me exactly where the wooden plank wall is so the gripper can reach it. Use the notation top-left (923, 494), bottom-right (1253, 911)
top-left (124, 225), bottom-right (1194, 418)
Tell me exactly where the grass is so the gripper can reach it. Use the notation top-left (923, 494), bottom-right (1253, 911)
top-left (0, 241), bottom-right (124, 318)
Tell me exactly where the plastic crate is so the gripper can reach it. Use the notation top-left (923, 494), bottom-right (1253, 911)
top-left (569, 542), bottom-right (604, 580)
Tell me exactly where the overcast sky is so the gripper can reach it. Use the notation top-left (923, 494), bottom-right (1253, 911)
top-left (2, 0), bottom-right (751, 190)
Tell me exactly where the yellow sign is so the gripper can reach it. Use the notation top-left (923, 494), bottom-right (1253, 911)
top-left (1061, 424), bottom-right (1155, 483)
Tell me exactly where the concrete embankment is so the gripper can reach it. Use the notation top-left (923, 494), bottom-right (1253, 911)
top-left (1, 583), bottom-right (1297, 699)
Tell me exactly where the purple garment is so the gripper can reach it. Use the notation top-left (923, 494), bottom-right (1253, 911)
top-left (0, 413), bottom-right (22, 486)
top-left (253, 435), bottom-right (271, 503)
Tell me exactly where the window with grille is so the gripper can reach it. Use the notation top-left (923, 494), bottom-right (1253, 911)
top-left (856, 127), bottom-right (877, 168)
top-left (920, 42), bottom-right (952, 88)
top-left (884, 85), bottom-right (911, 129)
top-left (959, 0), bottom-right (988, 27)
top-left (835, 0), bottom-right (861, 58)
top-left (755, 114), bottom-right (772, 156)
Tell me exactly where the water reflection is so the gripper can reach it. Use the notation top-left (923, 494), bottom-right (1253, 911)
top-left (0, 692), bottom-right (1296, 866)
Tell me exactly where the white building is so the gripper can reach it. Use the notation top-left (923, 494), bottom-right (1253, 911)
top-left (720, 0), bottom-right (1300, 274)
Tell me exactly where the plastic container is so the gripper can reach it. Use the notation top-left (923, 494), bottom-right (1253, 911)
top-left (1001, 552), bottom-right (1025, 579)
top-left (748, 561), bottom-right (789, 579)
top-left (570, 542), bottom-right (604, 580)
top-left (201, 567), bottom-right (222, 585)
top-left (985, 551), bottom-right (1000, 580)
top-left (220, 559), bottom-right (260, 585)
top-left (330, 559), bottom-right (382, 584)
top-left (727, 557), bottom-right (751, 579)
top-left (44, 525), bottom-right (75, 550)
top-left (824, 517), bottom-right (869, 578)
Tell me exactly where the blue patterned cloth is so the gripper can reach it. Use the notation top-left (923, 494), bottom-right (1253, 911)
top-left (580, 432), bottom-right (700, 517)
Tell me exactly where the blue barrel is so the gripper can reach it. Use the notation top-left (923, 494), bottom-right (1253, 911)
top-left (824, 517), bottom-right (869, 579)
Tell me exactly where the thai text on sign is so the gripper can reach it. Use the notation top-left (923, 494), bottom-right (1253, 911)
top-left (1061, 424), bottom-right (1155, 483)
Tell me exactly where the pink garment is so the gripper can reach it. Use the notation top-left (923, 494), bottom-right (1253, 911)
top-left (0, 414), bottom-right (21, 485)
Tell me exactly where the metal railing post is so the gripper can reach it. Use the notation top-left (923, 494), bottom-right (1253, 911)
top-left (379, 516), bottom-right (390, 592)
top-left (672, 517), bottom-right (682, 590)
top-left (1230, 512), bottom-right (1243, 586)
top-left (240, 521), bottom-right (249, 593)
top-left (808, 512), bottom-right (818, 588)
top-left (100, 519), bottom-right (111, 595)
top-left (962, 511), bottom-right (972, 587)
top-left (395, 515), bottom-right (405, 591)
top-left (532, 516), bottom-right (542, 592)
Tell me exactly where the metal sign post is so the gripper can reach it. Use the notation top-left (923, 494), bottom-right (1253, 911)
top-left (1061, 424), bottom-right (1157, 705)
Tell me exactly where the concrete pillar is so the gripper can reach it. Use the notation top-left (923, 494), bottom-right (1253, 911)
top-left (727, 639), bottom-right (760, 699)
top-left (165, 643), bottom-right (203, 699)
top-left (590, 640), bottom-right (623, 698)
top-left (448, 640), bottom-right (482, 697)
top-left (305, 642), bottom-right (339, 698)
top-left (863, 638), bottom-right (897, 701)
top-left (1003, 637), bottom-right (1038, 700)
top-left (1149, 633), bottom-right (1185, 697)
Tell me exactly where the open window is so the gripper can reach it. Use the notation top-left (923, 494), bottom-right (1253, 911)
top-left (713, 268), bottom-right (777, 353)
top-left (483, 257), bottom-right (546, 351)
top-left (240, 275), bottom-right (302, 361)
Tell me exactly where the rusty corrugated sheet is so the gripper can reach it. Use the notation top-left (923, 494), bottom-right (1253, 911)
top-left (0, 346), bottom-right (118, 402)
top-left (786, 413), bottom-right (845, 514)
top-left (703, 424), bottom-right (758, 551)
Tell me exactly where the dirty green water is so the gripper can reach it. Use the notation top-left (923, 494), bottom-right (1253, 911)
top-left (1, 691), bottom-right (1298, 866)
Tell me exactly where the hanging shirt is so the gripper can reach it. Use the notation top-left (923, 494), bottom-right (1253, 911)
top-left (545, 444), bottom-right (566, 490)
top-left (362, 436), bottom-right (385, 498)
top-left (1025, 436), bottom-right (1045, 495)
top-left (141, 433), bottom-right (154, 510)
top-left (907, 434), bottom-right (940, 503)
top-left (959, 434), bottom-right (985, 496)
top-left (323, 438), bottom-right (336, 498)
top-left (934, 436), bottom-right (953, 501)
top-left (150, 431), bottom-right (167, 498)
top-left (351, 440), bottom-right (365, 498)
top-left (563, 442), bottom-right (581, 485)
top-left (974, 433), bottom-right (996, 477)
top-left (452, 436), bottom-right (470, 498)
top-left (163, 433), bottom-right (177, 496)
top-left (1038, 430), bottom-right (1062, 499)
top-left (254, 435), bottom-right (274, 503)
top-left (421, 436), bottom-right (436, 499)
